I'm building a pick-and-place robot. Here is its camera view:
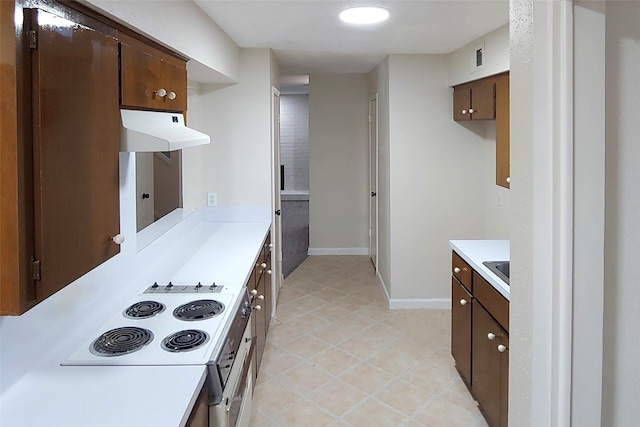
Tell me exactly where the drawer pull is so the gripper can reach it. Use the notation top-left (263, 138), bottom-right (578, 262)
top-left (260, 263), bottom-right (267, 268)
top-left (468, 108), bottom-right (475, 114)
top-left (453, 267), bottom-right (461, 274)
top-left (250, 289), bottom-right (258, 296)
top-left (498, 344), bottom-right (507, 353)
top-left (487, 332), bottom-right (496, 341)
top-left (460, 299), bottom-right (468, 306)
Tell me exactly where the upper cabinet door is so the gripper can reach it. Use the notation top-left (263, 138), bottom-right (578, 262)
top-left (453, 77), bottom-right (496, 121)
top-left (120, 40), bottom-right (187, 112)
top-left (29, 8), bottom-right (121, 302)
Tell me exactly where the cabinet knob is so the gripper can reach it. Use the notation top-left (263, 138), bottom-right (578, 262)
top-left (266, 269), bottom-right (272, 275)
top-left (453, 267), bottom-right (461, 274)
top-left (487, 332), bottom-right (496, 341)
top-left (468, 108), bottom-right (475, 114)
top-left (506, 176), bottom-right (511, 183)
top-left (268, 243), bottom-right (274, 248)
top-left (257, 295), bottom-right (264, 300)
top-left (461, 109), bottom-right (467, 115)
top-left (155, 88), bottom-right (167, 98)
top-left (498, 344), bottom-right (507, 353)
top-left (167, 91), bottom-right (177, 100)
top-left (250, 289), bottom-right (258, 296)
top-left (459, 299), bottom-right (468, 306)
top-left (260, 263), bottom-right (267, 269)
top-left (111, 234), bottom-right (125, 245)
top-left (254, 305), bottom-right (262, 311)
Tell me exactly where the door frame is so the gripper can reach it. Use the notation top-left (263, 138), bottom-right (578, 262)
top-left (270, 86), bottom-right (282, 320)
top-left (368, 94), bottom-right (379, 271)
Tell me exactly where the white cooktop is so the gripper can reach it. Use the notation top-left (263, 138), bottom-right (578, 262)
top-left (62, 287), bottom-right (241, 366)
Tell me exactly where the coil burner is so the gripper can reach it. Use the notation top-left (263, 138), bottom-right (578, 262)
top-left (173, 299), bottom-right (225, 321)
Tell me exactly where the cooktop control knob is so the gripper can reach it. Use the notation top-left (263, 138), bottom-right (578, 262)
top-left (209, 282), bottom-right (217, 290)
top-left (195, 282), bottom-right (203, 290)
top-left (166, 282), bottom-right (174, 290)
top-left (151, 282), bottom-right (159, 289)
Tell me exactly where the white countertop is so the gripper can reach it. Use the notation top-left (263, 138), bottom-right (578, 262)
top-left (449, 240), bottom-right (510, 300)
top-left (0, 207), bottom-right (270, 427)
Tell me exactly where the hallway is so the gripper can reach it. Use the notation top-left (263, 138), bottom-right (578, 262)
top-left (249, 256), bottom-right (487, 427)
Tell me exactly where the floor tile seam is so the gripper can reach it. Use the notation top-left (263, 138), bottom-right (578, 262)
top-left (339, 394), bottom-right (413, 424)
top-left (373, 373), bottom-right (453, 420)
top-left (271, 395), bottom-right (343, 424)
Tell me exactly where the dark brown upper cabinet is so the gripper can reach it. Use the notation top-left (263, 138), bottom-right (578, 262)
top-left (1, 2), bottom-right (121, 315)
top-left (453, 77), bottom-right (496, 121)
top-left (119, 32), bottom-right (187, 112)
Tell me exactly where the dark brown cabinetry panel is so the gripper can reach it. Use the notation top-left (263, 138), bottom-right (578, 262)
top-left (452, 251), bottom-right (472, 292)
top-left (119, 33), bottom-right (187, 112)
top-left (1, 3), bottom-right (121, 315)
top-left (30, 7), bottom-right (120, 302)
top-left (472, 300), bottom-right (509, 427)
top-left (451, 250), bottom-right (509, 427)
top-left (452, 72), bottom-right (510, 189)
top-left (451, 278), bottom-right (472, 386)
top-left (453, 78), bottom-right (496, 121)
top-left (250, 231), bottom-right (272, 383)
top-left (495, 73), bottom-right (510, 188)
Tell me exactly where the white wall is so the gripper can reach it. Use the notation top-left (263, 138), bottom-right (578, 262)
top-left (603, 2), bottom-right (640, 425)
top-left (387, 54), bottom-right (498, 302)
top-left (308, 74), bottom-right (370, 254)
top-left (447, 24), bottom-right (510, 86)
top-left (280, 95), bottom-right (309, 191)
top-left (85, 0), bottom-right (239, 82)
top-left (183, 49), bottom-right (276, 209)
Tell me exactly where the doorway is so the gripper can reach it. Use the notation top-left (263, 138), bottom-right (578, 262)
top-left (279, 76), bottom-right (310, 277)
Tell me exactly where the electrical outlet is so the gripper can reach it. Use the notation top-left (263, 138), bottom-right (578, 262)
top-left (207, 192), bottom-right (217, 207)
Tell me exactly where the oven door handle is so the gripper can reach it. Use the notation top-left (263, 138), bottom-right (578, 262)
top-left (234, 336), bottom-right (256, 400)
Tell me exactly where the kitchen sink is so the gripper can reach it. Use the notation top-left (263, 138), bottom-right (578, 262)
top-left (483, 261), bottom-right (510, 285)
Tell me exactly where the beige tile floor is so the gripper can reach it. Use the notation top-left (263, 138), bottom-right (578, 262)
top-left (249, 255), bottom-right (489, 427)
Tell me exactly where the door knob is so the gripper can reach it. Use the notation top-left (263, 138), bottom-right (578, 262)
top-left (142, 193), bottom-right (150, 199)
top-left (371, 192), bottom-right (377, 197)
top-left (275, 209), bottom-right (281, 216)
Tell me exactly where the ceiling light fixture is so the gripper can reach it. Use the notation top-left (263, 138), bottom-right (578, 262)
top-left (339, 7), bottom-right (389, 25)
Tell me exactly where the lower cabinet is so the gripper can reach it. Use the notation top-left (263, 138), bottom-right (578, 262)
top-left (250, 231), bottom-right (272, 383)
top-left (451, 278), bottom-right (472, 385)
top-left (472, 300), bottom-right (509, 427)
top-left (451, 250), bottom-right (509, 427)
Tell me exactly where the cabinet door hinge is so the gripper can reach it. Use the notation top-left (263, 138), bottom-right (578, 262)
top-left (28, 29), bottom-right (37, 50)
top-left (31, 258), bottom-right (41, 281)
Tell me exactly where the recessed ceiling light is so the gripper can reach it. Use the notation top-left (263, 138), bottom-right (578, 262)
top-left (339, 7), bottom-right (389, 25)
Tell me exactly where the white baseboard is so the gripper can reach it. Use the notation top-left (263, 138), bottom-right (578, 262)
top-left (307, 247), bottom-right (369, 256)
top-left (388, 298), bottom-right (451, 310)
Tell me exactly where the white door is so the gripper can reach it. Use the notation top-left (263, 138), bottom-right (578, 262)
top-left (271, 87), bottom-right (283, 317)
top-left (368, 95), bottom-right (378, 269)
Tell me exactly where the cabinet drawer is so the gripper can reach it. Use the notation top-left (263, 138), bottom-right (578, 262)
top-left (473, 271), bottom-right (509, 332)
top-left (452, 251), bottom-right (472, 292)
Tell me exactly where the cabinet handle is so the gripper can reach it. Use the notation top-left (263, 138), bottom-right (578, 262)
top-left (498, 344), bottom-right (507, 353)
top-left (266, 269), bottom-right (272, 275)
top-left (506, 176), bottom-right (511, 184)
top-left (111, 234), bottom-right (125, 245)
top-left (487, 332), bottom-right (496, 341)
top-left (257, 295), bottom-right (264, 300)
top-left (167, 91), bottom-right (177, 100)
top-left (155, 88), bottom-right (167, 97)
top-left (468, 108), bottom-right (475, 114)
top-left (461, 109), bottom-right (468, 115)
top-left (260, 263), bottom-right (267, 268)
top-left (453, 267), bottom-right (461, 274)
top-left (250, 289), bottom-right (258, 296)
top-left (268, 243), bottom-right (274, 248)
top-left (459, 299), bottom-right (468, 306)
top-left (254, 305), bottom-right (262, 311)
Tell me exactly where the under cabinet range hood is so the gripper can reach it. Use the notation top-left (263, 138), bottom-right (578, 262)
top-left (120, 109), bottom-right (210, 152)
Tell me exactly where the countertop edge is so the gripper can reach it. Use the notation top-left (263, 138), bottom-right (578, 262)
top-left (449, 240), bottom-right (510, 300)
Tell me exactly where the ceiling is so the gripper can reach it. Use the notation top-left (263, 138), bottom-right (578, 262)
top-left (193, 0), bottom-right (509, 76)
